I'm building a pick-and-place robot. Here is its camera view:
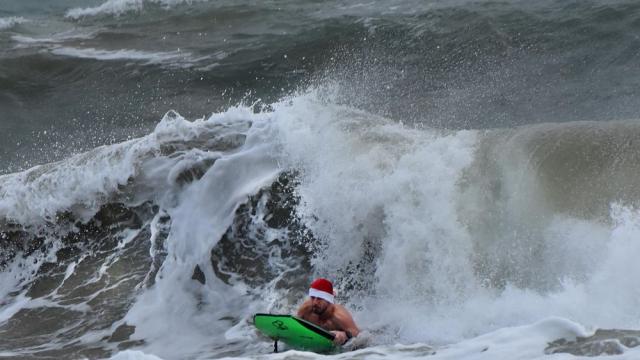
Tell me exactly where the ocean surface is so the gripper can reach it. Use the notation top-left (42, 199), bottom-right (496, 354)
top-left (2, 0), bottom-right (640, 359)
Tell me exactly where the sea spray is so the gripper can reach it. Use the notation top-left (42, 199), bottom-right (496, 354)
top-left (2, 89), bottom-right (640, 359)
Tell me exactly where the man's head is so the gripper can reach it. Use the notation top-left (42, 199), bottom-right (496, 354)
top-left (309, 278), bottom-right (334, 315)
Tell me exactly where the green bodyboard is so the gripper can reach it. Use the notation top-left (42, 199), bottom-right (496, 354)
top-left (253, 313), bottom-right (336, 352)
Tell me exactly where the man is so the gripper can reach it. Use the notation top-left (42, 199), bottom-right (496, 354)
top-left (297, 278), bottom-right (360, 345)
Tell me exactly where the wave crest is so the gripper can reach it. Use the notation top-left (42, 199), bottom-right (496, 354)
top-left (65, 0), bottom-right (208, 19)
top-left (0, 17), bottom-right (28, 31)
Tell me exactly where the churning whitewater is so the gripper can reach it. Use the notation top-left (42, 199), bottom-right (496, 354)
top-left (2, 90), bottom-right (640, 359)
top-left (3, 0), bottom-right (640, 359)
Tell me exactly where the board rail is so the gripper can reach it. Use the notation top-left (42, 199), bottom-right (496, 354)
top-left (253, 313), bottom-right (336, 353)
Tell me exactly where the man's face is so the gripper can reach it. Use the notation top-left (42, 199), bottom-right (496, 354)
top-left (311, 296), bottom-right (330, 315)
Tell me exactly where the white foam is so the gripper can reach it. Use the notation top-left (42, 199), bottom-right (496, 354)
top-left (12, 30), bottom-right (97, 45)
top-left (272, 90), bottom-right (476, 279)
top-left (0, 137), bottom-right (152, 226)
top-left (0, 110), bottom-right (222, 226)
top-left (66, 0), bottom-right (210, 19)
top-left (66, 0), bottom-right (144, 19)
top-left (5, 86), bottom-right (640, 359)
top-left (0, 109), bottom-right (266, 357)
top-left (117, 107), bottom-right (281, 358)
top-left (264, 89), bottom-right (484, 344)
top-left (110, 350), bottom-right (164, 360)
top-left (0, 236), bottom-right (62, 324)
top-left (262, 88), bottom-right (640, 348)
top-left (428, 317), bottom-right (588, 360)
top-left (0, 17), bottom-right (27, 31)
top-left (202, 318), bottom-right (640, 359)
top-left (50, 46), bottom-right (194, 67)
top-left (0, 293), bottom-right (30, 324)
top-left (116, 89), bottom-right (640, 359)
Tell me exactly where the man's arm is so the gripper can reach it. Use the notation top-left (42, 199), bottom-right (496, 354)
top-left (331, 305), bottom-right (360, 344)
top-left (336, 305), bottom-right (359, 336)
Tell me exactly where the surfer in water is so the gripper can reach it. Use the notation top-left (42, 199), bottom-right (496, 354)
top-left (297, 278), bottom-right (360, 345)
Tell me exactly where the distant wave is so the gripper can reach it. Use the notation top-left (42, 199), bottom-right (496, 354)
top-left (0, 17), bottom-right (28, 31)
top-left (66, 0), bottom-right (144, 19)
top-left (12, 30), bottom-right (97, 45)
top-left (66, 0), bottom-right (209, 19)
top-left (50, 46), bottom-right (196, 67)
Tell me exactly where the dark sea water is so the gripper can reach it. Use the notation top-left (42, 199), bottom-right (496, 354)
top-left (2, 1), bottom-right (640, 359)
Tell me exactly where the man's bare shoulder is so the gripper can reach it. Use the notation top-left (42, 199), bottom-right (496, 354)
top-left (329, 305), bottom-right (349, 324)
top-left (297, 299), bottom-right (312, 318)
top-left (332, 304), bottom-right (360, 335)
top-left (333, 304), bottom-right (352, 317)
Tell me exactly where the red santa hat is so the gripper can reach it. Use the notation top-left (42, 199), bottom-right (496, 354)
top-left (308, 278), bottom-right (335, 304)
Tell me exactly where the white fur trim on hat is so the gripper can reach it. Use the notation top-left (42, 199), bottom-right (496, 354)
top-left (309, 287), bottom-right (334, 304)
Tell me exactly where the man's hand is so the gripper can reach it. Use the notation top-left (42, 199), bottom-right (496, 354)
top-left (331, 330), bottom-right (348, 345)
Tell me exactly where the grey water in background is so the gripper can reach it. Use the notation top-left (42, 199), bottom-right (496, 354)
top-left (2, 1), bottom-right (640, 359)
top-left (2, 0), bottom-right (640, 173)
